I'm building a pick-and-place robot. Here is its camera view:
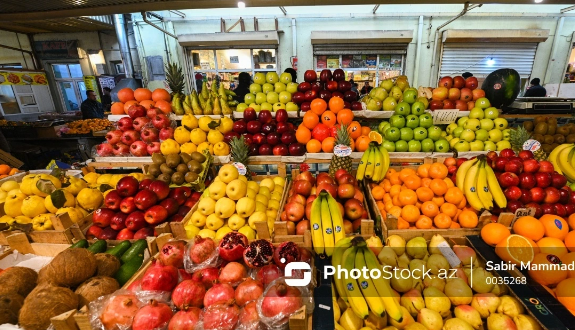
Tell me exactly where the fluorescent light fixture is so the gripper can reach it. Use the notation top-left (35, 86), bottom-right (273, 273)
top-left (534, 0), bottom-right (543, 3)
top-left (238, 1), bottom-right (245, 8)
top-left (487, 58), bottom-right (495, 66)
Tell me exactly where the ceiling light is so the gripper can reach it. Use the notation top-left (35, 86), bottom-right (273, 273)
top-left (238, 1), bottom-right (245, 8)
top-left (534, 0), bottom-right (543, 3)
top-left (487, 58), bottom-right (495, 66)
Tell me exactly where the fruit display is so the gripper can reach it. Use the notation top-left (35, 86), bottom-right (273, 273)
top-left (236, 71), bottom-right (299, 112)
top-left (453, 155), bottom-right (506, 212)
top-left (111, 87), bottom-right (172, 115)
top-left (86, 176), bottom-right (199, 240)
top-left (370, 164), bottom-right (478, 230)
top-left (363, 76), bottom-right (424, 112)
top-left (444, 104), bottom-right (511, 152)
top-left (356, 142), bottom-right (390, 182)
top-left (60, 118), bottom-right (112, 135)
top-left (431, 74), bottom-right (484, 110)
top-left (176, 115), bottom-right (233, 156)
top-left (522, 116), bottom-right (575, 154)
top-left (173, 79), bottom-right (235, 115)
top-left (0, 164), bottom-right (19, 180)
top-left (379, 112), bottom-right (451, 153)
top-left (146, 151), bottom-right (211, 188)
top-left (481, 68), bottom-right (522, 108)
top-left (185, 164), bottom-right (285, 240)
top-left (296, 68), bottom-right (357, 111)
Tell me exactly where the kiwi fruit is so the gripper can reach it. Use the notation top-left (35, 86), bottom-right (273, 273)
top-left (534, 116), bottom-right (547, 125)
top-left (548, 118), bottom-right (557, 126)
top-left (570, 124), bottom-right (575, 135)
top-left (534, 122), bottom-right (548, 135)
top-left (547, 124), bottom-right (557, 135)
top-left (176, 163), bottom-right (188, 173)
top-left (532, 133), bottom-right (543, 142)
top-left (557, 126), bottom-right (570, 136)
top-left (157, 174), bottom-right (171, 184)
top-left (523, 121), bottom-right (534, 132)
top-left (185, 172), bottom-right (199, 183)
top-left (152, 153), bottom-right (166, 165)
top-left (566, 134), bottom-right (575, 143)
top-left (187, 160), bottom-right (203, 174)
top-left (543, 135), bottom-right (555, 144)
top-left (554, 134), bottom-right (565, 144)
top-left (171, 172), bottom-right (185, 185)
top-left (191, 151), bottom-right (206, 163)
top-left (166, 154), bottom-right (181, 168)
top-left (148, 164), bottom-right (161, 177)
top-left (550, 143), bottom-right (559, 150)
top-left (541, 144), bottom-right (553, 153)
top-left (180, 153), bottom-right (192, 164)
top-left (160, 163), bottom-right (174, 176)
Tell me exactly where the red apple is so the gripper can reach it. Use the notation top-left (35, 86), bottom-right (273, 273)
top-left (258, 110), bottom-right (273, 124)
top-left (565, 204), bottom-right (575, 216)
top-left (504, 160), bottom-right (523, 174)
top-left (305, 202), bottom-right (313, 220)
top-left (116, 176), bottom-right (139, 197)
top-left (169, 187), bottom-right (192, 206)
top-left (134, 227), bottom-right (154, 239)
top-left (438, 76), bottom-right (453, 89)
top-left (93, 208), bottom-right (116, 228)
top-left (244, 108), bottom-right (257, 122)
top-left (259, 144), bottom-right (272, 155)
top-left (432, 87), bottom-right (448, 101)
top-left (285, 202), bottom-right (305, 222)
top-left (552, 173), bottom-right (568, 189)
top-left (498, 172), bottom-right (519, 188)
top-left (344, 198), bottom-right (364, 220)
top-left (178, 205), bottom-right (192, 217)
top-left (465, 77), bottom-right (479, 90)
top-left (317, 183), bottom-right (337, 199)
top-left (448, 88), bottom-right (461, 101)
top-left (535, 172), bottom-right (552, 188)
top-left (337, 173), bottom-right (356, 186)
top-left (471, 89), bottom-right (486, 101)
top-left (522, 159), bottom-right (540, 173)
top-left (504, 186), bottom-right (522, 201)
top-left (538, 161), bottom-right (555, 173)
top-left (304, 70), bottom-right (317, 83)
top-left (159, 198), bottom-right (179, 216)
top-left (86, 225), bottom-right (103, 240)
top-left (500, 149), bottom-right (516, 158)
top-left (518, 150), bottom-right (534, 160)
top-left (144, 205), bottom-right (168, 224)
top-left (125, 211), bottom-right (146, 231)
top-left (560, 188), bottom-right (571, 204)
top-left (149, 180), bottom-right (170, 200)
top-left (232, 121), bottom-right (247, 134)
top-left (272, 144), bottom-right (289, 156)
top-left (296, 220), bottom-right (310, 236)
top-left (544, 187), bottom-right (561, 204)
top-left (530, 187), bottom-right (545, 203)
top-left (104, 190), bottom-right (123, 210)
top-left (306, 195), bottom-right (317, 204)
top-left (288, 194), bottom-right (306, 206)
top-left (467, 101), bottom-right (475, 110)
top-left (289, 143), bottom-right (306, 156)
top-left (455, 100), bottom-right (468, 111)
top-left (293, 180), bottom-right (312, 197)
top-left (317, 175), bottom-right (335, 186)
top-left (139, 179), bottom-right (153, 191)
top-left (459, 88), bottom-right (472, 101)
top-left (116, 228), bottom-right (134, 240)
top-left (525, 203), bottom-right (544, 218)
top-left (429, 100), bottom-right (444, 111)
top-left (334, 169), bottom-right (349, 181)
top-left (343, 220), bottom-right (353, 234)
top-left (555, 204), bottom-right (567, 217)
top-left (338, 184), bottom-right (355, 199)
top-left (120, 197), bottom-right (136, 214)
top-left (453, 76), bottom-right (465, 89)
top-left (507, 200), bottom-right (524, 214)
top-left (541, 203), bottom-right (557, 215)
top-left (519, 189), bottom-right (532, 204)
top-left (518, 173), bottom-right (536, 190)
top-left (296, 171), bottom-right (316, 186)
top-left (332, 69), bottom-right (345, 81)
top-left (134, 189), bottom-right (158, 211)
top-left (443, 100), bottom-right (455, 109)
top-left (456, 158), bottom-right (468, 167)
top-left (110, 212), bottom-right (129, 231)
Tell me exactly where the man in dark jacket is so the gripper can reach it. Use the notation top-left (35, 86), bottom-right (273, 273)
top-left (80, 90), bottom-right (104, 119)
top-left (233, 72), bottom-right (252, 103)
top-left (524, 78), bottom-right (547, 97)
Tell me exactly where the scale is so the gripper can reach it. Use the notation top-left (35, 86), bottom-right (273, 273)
top-left (505, 97), bottom-right (575, 114)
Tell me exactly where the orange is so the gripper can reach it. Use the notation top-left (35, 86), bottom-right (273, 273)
top-left (310, 98), bottom-right (328, 116)
top-left (382, 180), bottom-right (392, 192)
top-left (481, 223), bottom-right (511, 246)
top-left (306, 139), bottom-right (322, 153)
top-left (403, 175), bottom-right (422, 190)
top-left (372, 186), bottom-right (385, 201)
top-left (528, 253), bottom-right (568, 287)
top-left (453, 209), bottom-right (462, 222)
top-left (565, 231), bottom-right (575, 252)
top-left (303, 111), bottom-right (320, 130)
top-left (392, 195), bottom-right (401, 206)
top-left (8, 168), bottom-right (17, 176)
top-left (355, 136), bottom-right (371, 152)
top-left (296, 126), bottom-right (312, 144)
top-left (397, 217), bottom-right (410, 229)
top-left (440, 203), bottom-right (458, 218)
top-left (434, 213), bottom-right (452, 229)
top-left (361, 126), bottom-right (371, 136)
top-left (348, 121), bottom-right (362, 140)
top-left (399, 168), bottom-right (416, 182)
top-left (322, 137), bottom-right (336, 153)
top-left (152, 88), bottom-right (171, 102)
top-left (421, 201), bottom-right (439, 218)
top-left (537, 237), bottom-right (569, 257)
top-left (400, 185), bottom-right (408, 191)
top-left (416, 187), bottom-right (434, 202)
top-left (389, 173), bottom-right (402, 186)
top-left (540, 214), bottom-right (569, 240)
top-left (561, 253), bottom-right (575, 278)
top-left (432, 196), bottom-right (445, 207)
top-left (350, 139), bottom-right (355, 151)
top-left (134, 88), bottom-right (152, 102)
top-left (457, 196), bottom-right (467, 209)
top-left (337, 109), bottom-right (354, 125)
top-left (383, 194), bottom-right (392, 203)
top-left (0, 165), bottom-right (10, 175)
top-left (459, 210), bottom-right (479, 228)
top-left (417, 164), bottom-right (431, 178)
top-left (390, 185), bottom-right (401, 197)
top-left (556, 278), bottom-right (575, 311)
top-left (429, 179), bottom-right (448, 196)
top-left (398, 189), bottom-right (417, 206)
top-left (416, 215), bottom-right (433, 229)
top-left (155, 100), bottom-right (172, 114)
top-left (117, 88), bottom-right (135, 103)
top-left (495, 234), bottom-right (538, 265)
top-left (385, 169), bottom-right (397, 180)
top-left (139, 99), bottom-right (155, 110)
top-left (369, 131), bottom-right (383, 144)
top-left (376, 201), bottom-right (385, 211)
top-left (123, 100), bottom-right (138, 113)
top-left (444, 187), bottom-right (464, 205)
top-left (513, 216), bottom-right (545, 241)
top-left (568, 214), bottom-right (575, 230)
top-left (421, 178), bottom-right (432, 188)
top-left (451, 222), bottom-right (461, 229)
top-left (388, 206), bottom-right (402, 219)
top-left (401, 205), bottom-right (420, 223)
top-left (111, 102), bottom-right (125, 114)
top-left (444, 178), bottom-right (455, 188)
top-left (329, 97), bottom-right (345, 113)
top-left (320, 111), bottom-right (337, 128)
top-left (428, 163), bottom-right (448, 179)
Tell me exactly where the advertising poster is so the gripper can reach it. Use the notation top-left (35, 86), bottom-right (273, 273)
top-left (0, 71), bottom-right (48, 85)
top-left (83, 75), bottom-right (101, 102)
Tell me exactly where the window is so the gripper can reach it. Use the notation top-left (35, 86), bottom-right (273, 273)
top-left (111, 61), bottom-right (125, 75)
top-left (0, 63), bottom-right (22, 69)
top-left (51, 63), bottom-right (86, 112)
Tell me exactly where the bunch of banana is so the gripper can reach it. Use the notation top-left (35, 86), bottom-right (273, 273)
top-left (170, 81), bottom-right (238, 116)
top-left (310, 191), bottom-right (346, 256)
top-left (456, 156), bottom-right (506, 211)
top-left (549, 143), bottom-right (575, 182)
top-left (356, 142), bottom-right (390, 182)
top-left (332, 236), bottom-right (403, 326)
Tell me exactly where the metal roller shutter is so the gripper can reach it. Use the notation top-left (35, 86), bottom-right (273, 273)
top-left (439, 43), bottom-right (537, 78)
top-left (313, 43), bottom-right (407, 56)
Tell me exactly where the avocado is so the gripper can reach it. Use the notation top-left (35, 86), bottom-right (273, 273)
top-left (180, 153), bottom-right (192, 164)
top-left (166, 154), bottom-right (181, 169)
top-left (157, 173), bottom-right (171, 184)
top-left (176, 163), bottom-right (188, 173)
top-left (160, 163), bottom-right (174, 176)
top-left (187, 160), bottom-right (203, 174)
top-left (151, 153), bottom-right (166, 165)
top-left (172, 172), bottom-right (185, 185)
top-left (185, 172), bottom-right (199, 183)
top-left (148, 164), bottom-right (161, 177)
top-left (191, 151), bottom-right (206, 163)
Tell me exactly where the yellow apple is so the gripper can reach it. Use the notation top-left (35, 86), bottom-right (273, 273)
top-left (208, 181), bottom-right (227, 200)
top-left (213, 176), bottom-right (221, 182)
top-left (259, 178), bottom-right (275, 192)
top-left (238, 225), bottom-right (256, 240)
top-left (0, 190), bottom-right (7, 201)
top-left (270, 191), bottom-right (282, 201)
top-left (7, 189), bottom-right (21, 199)
top-left (185, 224), bottom-right (201, 238)
top-left (237, 175), bottom-right (248, 183)
top-left (273, 185), bottom-right (284, 194)
top-left (1, 181), bottom-right (18, 193)
top-left (190, 211), bottom-right (208, 227)
top-left (228, 214), bottom-right (246, 230)
top-left (198, 228), bottom-right (216, 239)
top-left (273, 176), bottom-right (285, 188)
top-left (255, 202), bottom-right (267, 213)
top-left (246, 188), bottom-right (257, 200)
top-left (247, 181), bottom-right (259, 194)
top-left (268, 199), bottom-right (280, 211)
top-left (215, 197), bottom-right (236, 218)
top-left (266, 207), bottom-right (278, 221)
top-left (218, 164), bottom-right (239, 183)
top-left (248, 211), bottom-right (267, 230)
top-left (226, 179), bottom-right (247, 201)
top-left (255, 194), bottom-right (269, 206)
top-left (197, 197), bottom-right (216, 216)
top-left (4, 193), bottom-right (26, 217)
top-left (206, 213), bottom-right (224, 231)
top-left (236, 197), bottom-right (256, 218)
top-left (258, 186), bottom-right (271, 199)
top-left (215, 226), bottom-right (233, 241)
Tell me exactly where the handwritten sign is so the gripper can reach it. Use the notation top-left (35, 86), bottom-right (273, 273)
top-left (432, 110), bottom-right (460, 124)
top-left (511, 208), bottom-right (536, 226)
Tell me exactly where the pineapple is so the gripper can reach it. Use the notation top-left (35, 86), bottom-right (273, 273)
top-left (329, 124), bottom-right (353, 177)
top-left (230, 136), bottom-right (252, 180)
top-left (510, 126), bottom-right (546, 161)
top-left (165, 62), bottom-right (185, 95)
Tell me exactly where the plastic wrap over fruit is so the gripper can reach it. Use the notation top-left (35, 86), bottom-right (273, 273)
top-left (256, 277), bottom-right (313, 329)
top-left (184, 236), bottom-right (222, 273)
top-left (193, 300), bottom-right (240, 330)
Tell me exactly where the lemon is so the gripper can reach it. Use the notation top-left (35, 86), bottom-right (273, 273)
top-left (76, 187), bottom-right (104, 212)
top-left (213, 142), bottom-right (230, 156)
top-left (1, 180), bottom-right (19, 192)
top-left (180, 142), bottom-right (197, 154)
top-left (190, 128), bottom-right (207, 145)
top-left (182, 114), bottom-right (199, 130)
top-left (218, 117), bottom-right (234, 134)
top-left (197, 142), bottom-right (213, 155)
top-left (207, 130), bottom-right (224, 144)
top-left (198, 116), bottom-right (215, 132)
top-left (174, 127), bottom-right (191, 144)
top-left (66, 176), bottom-right (88, 196)
top-left (83, 172), bottom-right (100, 184)
top-left (45, 190), bottom-right (76, 213)
top-left (21, 195), bottom-right (47, 218)
top-left (160, 138), bottom-right (181, 155)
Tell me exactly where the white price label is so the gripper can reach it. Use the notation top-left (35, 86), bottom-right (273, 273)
top-left (319, 304), bottom-right (331, 311)
top-left (432, 110), bottom-right (460, 125)
top-left (233, 162), bottom-right (247, 175)
top-left (438, 241), bottom-right (461, 268)
top-left (334, 145), bottom-right (352, 157)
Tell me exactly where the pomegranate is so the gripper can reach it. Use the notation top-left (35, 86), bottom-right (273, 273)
top-left (299, 247), bottom-right (312, 263)
top-left (256, 264), bottom-right (282, 287)
top-left (190, 236), bottom-right (217, 264)
top-left (273, 241), bottom-right (301, 269)
top-left (100, 294), bottom-right (139, 330)
top-left (159, 240), bottom-right (186, 268)
top-left (204, 283), bottom-right (235, 307)
top-left (179, 268), bottom-right (193, 280)
top-left (172, 280), bottom-right (206, 309)
top-left (192, 267), bottom-right (219, 289)
top-left (141, 260), bottom-right (179, 292)
top-left (218, 262), bottom-right (247, 285)
top-left (261, 283), bottom-right (302, 323)
top-left (203, 301), bottom-right (240, 330)
top-left (243, 239), bottom-right (274, 268)
top-left (132, 299), bottom-right (173, 330)
top-left (168, 307), bottom-right (202, 330)
top-left (218, 232), bottom-right (248, 261)
top-left (239, 301), bottom-right (260, 330)
top-left (235, 278), bottom-right (264, 306)
top-left (127, 279), bottom-right (141, 292)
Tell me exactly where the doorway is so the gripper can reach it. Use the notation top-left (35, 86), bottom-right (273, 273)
top-left (51, 63), bottom-right (86, 111)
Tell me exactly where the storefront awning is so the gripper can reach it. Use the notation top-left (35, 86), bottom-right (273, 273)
top-left (178, 31), bottom-right (279, 48)
top-left (442, 29), bottom-right (550, 43)
top-left (311, 30), bottom-right (413, 44)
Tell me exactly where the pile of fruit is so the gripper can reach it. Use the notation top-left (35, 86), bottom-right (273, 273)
top-left (236, 71), bottom-right (299, 112)
top-left (363, 76), bottom-right (424, 112)
top-left (0, 164), bottom-right (19, 180)
top-left (86, 176), bottom-right (199, 240)
top-left (62, 118), bottom-right (112, 135)
top-left (146, 151), bottom-right (209, 186)
top-left (186, 164), bottom-right (285, 240)
top-left (379, 112), bottom-right (450, 153)
top-left (110, 87), bottom-right (172, 115)
top-left (175, 79), bottom-right (235, 116)
top-left (549, 143), bottom-right (575, 190)
top-left (370, 164), bottom-right (478, 230)
top-left (429, 75), bottom-right (484, 110)
top-left (523, 116), bottom-right (575, 154)
top-left (296, 69), bottom-right (359, 111)
top-left (334, 234), bottom-right (542, 330)
top-left (175, 115), bottom-right (233, 156)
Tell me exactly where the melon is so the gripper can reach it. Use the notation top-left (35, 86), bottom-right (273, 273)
top-left (481, 68), bottom-right (521, 108)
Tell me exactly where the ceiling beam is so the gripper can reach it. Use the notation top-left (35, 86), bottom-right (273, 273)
top-left (279, 6), bottom-right (287, 15)
top-left (561, 5), bottom-right (575, 13)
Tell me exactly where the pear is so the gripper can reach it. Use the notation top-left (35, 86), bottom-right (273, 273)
top-left (444, 278), bottom-right (473, 306)
top-left (487, 313), bottom-right (518, 330)
top-left (339, 308), bottom-right (363, 330)
top-left (453, 245), bottom-right (477, 266)
top-left (497, 295), bottom-right (525, 318)
top-left (406, 237), bottom-right (427, 259)
top-left (396, 78), bottom-right (410, 91)
top-left (378, 246), bottom-right (399, 267)
top-left (390, 86), bottom-right (403, 101)
top-left (471, 293), bottom-right (501, 318)
top-left (404, 322), bottom-right (427, 330)
top-left (426, 254), bottom-right (450, 275)
top-left (454, 305), bottom-right (483, 329)
top-left (371, 87), bottom-right (389, 102)
top-left (423, 287), bottom-right (451, 317)
top-left (365, 311), bottom-right (387, 330)
top-left (400, 289), bottom-right (425, 317)
top-left (389, 306), bottom-right (415, 329)
top-left (470, 268), bottom-right (495, 293)
top-left (491, 282), bottom-right (509, 296)
top-left (366, 236), bottom-right (383, 255)
top-left (366, 98), bottom-right (383, 111)
top-left (391, 271), bottom-right (413, 293)
top-left (417, 308), bottom-right (443, 330)
top-left (386, 235), bottom-right (406, 256)
top-left (443, 318), bottom-right (474, 330)
top-left (397, 253), bottom-right (411, 269)
top-left (513, 314), bottom-right (542, 330)
top-left (428, 234), bottom-right (449, 255)
top-left (409, 259), bottom-right (426, 276)
top-left (412, 279), bottom-right (424, 293)
top-left (423, 275), bottom-right (445, 292)
top-left (382, 96), bottom-right (398, 111)
top-left (380, 79), bottom-right (394, 92)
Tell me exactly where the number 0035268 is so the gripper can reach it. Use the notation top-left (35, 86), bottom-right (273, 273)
top-left (485, 276), bottom-right (527, 285)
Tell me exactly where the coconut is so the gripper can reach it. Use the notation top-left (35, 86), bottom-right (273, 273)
top-left (75, 276), bottom-right (119, 307)
top-left (94, 253), bottom-right (121, 277)
top-left (0, 293), bottom-right (24, 324)
top-left (19, 283), bottom-right (78, 330)
top-left (38, 248), bottom-right (97, 287)
top-left (0, 267), bottom-right (37, 297)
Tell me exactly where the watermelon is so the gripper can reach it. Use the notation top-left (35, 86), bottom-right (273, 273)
top-left (481, 68), bottom-right (521, 108)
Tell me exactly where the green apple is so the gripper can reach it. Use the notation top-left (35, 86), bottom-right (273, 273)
top-left (475, 129), bottom-right (489, 142)
top-left (449, 137), bottom-right (460, 148)
top-left (395, 102), bottom-right (411, 116)
top-left (382, 140), bottom-right (396, 152)
top-left (266, 92), bottom-right (279, 104)
top-left (262, 83), bottom-right (274, 94)
top-left (286, 102), bottom-right (299, 112)
top-left (446, 123), bottom-right (458, 135)
top-left (488, 129), bottom-right (503, 142)
top-left (280, 72), bottom-right (292, 84)
top-left (249, 83), bottom-right (262, 94)
top-left (414, 127), bottom-right (428, 141)
top-left (411, 102), bottom-right (426, 115)
top-left (274, 82), bottom-right (286, 93)
top-left (385, 127), bottom-right (401, 141)
top-left (479, 118), bottom-right (494, 131)
top-left (421, 138), bottom-right (435, 152)
top-left (255, 92), bottom-right (267, 104)
top-left (395, 140), bottom-right (408, 152)
top-left (286, 82), bottom-right (298, 94)
top-left (435, 139), bottom-right (450, 153)
top-left (457, 116), bottom-right (469, 127)
top-left (378, 121), bottom-right (389, 135)
top-left (408, 140), bottom-right (421, 152)
top-left (494, 118), bottom-right (508, 130)
top-left (475, 97), bottom-right (491, 109)
top-left (279, 91), bottom-right (292, 104)
top-left (464, 118), bottom-right (481, 131)
top-left (502, 129), bottom-right (511, 140)
top-left (453, 127), bottom-right (464, 138)
top-left (484, 141), bottom-right (497, 151)
top-left (382, 97), bottom-right (397, 111)
top-left (470, 140), bottom-right (484, 151)
top-left (266, 72), bottom-right (279, 84)
top-left (469, 107), bottom-right (485, 120)
top-left (460, 129), bottom-right (476, 142)
top-left (419, 114), bottom-right (433, 128)
top-left (484, 107), bottom-right (499, 120)
top-left (400, 127), bottom-right (414, 141)
top-left (453, 140), bottom-right (471, 152)
top-left (254, 72), bottom-right (266, 85)
top-left (406, 115), bottom-right (419, 129)
top-left (389, 115), bottom-right (406, 128)
top-left (403, 89), bottom-right (418, 104)
top-left (427, 126), bottom-right (443, 141)
top-left (273, 103), bottom-right (285, 112)
top-left (496, 140), bottom-right (512, 151)
top-left (260, 102), bottom-right (273, 111)
top-left (236, 103), bottom-right (248, 112)
top-left (245, 93), bottom-right (256, 105)
top-left (249, 103), bottom-right (261, 112)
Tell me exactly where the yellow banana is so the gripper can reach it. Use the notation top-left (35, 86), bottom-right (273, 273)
top-left (321, 194), bottom-right (335, 257)
top-left (354, 249), bottom-right (385, 317)
top-left (356, 147), bottom-right (370, 181)
top-left (476, 160), bottom-right (493, 210)
top-left (464, 161), bottom-right (483, 211)
top-left (485, 164), bottom-right (507, 208)
top-left (371, 147), bottom-right (384, 182)
top-left (333, 285), bottom-right (341, 322)
top-left (339, 308), bottom-right (363, 330)
top-left (341, 247), bottom-right (369, 319)
top-left (332, 237), bottom-right (353, 302)
top-left (327, 193), bottom-right (346, 244)
top-left (558, 146), bottom-right (575, 182)
top-left (363, 246), bottom-right (403, 322)
top-left (549, 143), bottom-right (572, 175)
top-left (456, 158), bottom-right (478, 191)
top-left (364, 147), bottom-right (376, 180)
top-left (334, 322), bottom-right (346, 330)
top-left (379, 145), bottom-right (390, 182)
top-left (310, 193), bottom-right (324, 255)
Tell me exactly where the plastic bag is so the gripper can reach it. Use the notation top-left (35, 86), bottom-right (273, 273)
top-left (184, 236), bottom-right (221, 273)
top-left (89, 290), bottom-right (144, 330)
top-left (195, 301), bottom-right (240, 330)
top-left (236, 301), bottom-right (262, 330)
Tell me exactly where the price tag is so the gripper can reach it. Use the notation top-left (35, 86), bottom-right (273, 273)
top-left (523, 139), bottom-right (541, 152)
top-left (361, 102), bottom-right (367, 111)
top-left (432, 110), bottom-right (460, 124)
top-left (233, 162), bottom-right (247, 175)
top-left (319, 304), bottom-right (331, 310)
top-left (334, 145), bottom-right (352, 157)
top-left (511, 208), bottom-right (536, 226)
top-left (437, 241), bottom-right (461, 268)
